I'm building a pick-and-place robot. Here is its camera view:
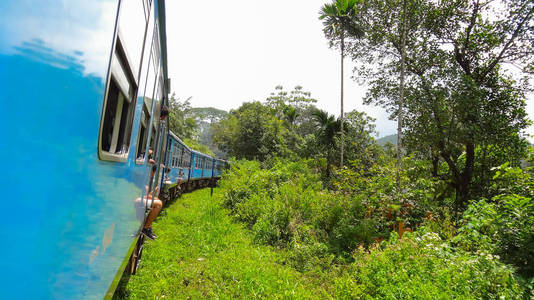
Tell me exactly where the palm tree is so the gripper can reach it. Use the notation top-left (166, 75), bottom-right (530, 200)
top-left (312, 109), bottom-right (341, 178)
top-left (283, 106), bottom-right (299, 129)
top-left (319, 0), bottom-right (363, 169)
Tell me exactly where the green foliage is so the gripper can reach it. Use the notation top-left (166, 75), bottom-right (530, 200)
top-left (211, 85), bottom-right (380, 176)
top-left (212, 102), bottom-right (291, 161)
top-left (117, 158), bottom-right (533, 298)
top-left (350, 0), bottom-right (533, 207)
top-left (332, 155), bottom-right (445, 232)
top-left (491, 162), bottom-right (534, 199)
top-left (454, 193), bottom-right (534, 277)
top-left (219, 159), bottom-right (383, 271)
top-left (183, 138), bottom-right (215, 157)
top-left (319, 0), bottom-right (364, 47)
top-left (337, 231), bottom-right (523, 299)
top-left (168, 93), bottom-right (197, 141)
top-left (188, 107), bottom-right (228, 157)
top-left (115, 189), bottom-right (327, 299)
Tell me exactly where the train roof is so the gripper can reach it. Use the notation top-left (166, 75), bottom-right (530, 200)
top-left (169, 131), bottom-right (188, 148)
top-left (168, 129), bottom-right (229, 163)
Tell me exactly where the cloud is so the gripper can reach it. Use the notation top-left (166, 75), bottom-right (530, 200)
top-left (0, 0), bottom-right (116, 79)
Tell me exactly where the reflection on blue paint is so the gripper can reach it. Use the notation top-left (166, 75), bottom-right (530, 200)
top-left (0, 1), bottom-right (154, 299)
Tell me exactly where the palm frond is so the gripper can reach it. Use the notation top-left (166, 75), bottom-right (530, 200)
top-left (319, 0), bottom-right (364, 40)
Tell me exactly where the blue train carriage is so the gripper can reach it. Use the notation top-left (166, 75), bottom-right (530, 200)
top-left (189, 150), bottom-right (212, 189)
top-left (0, 0), bottom-right (171, 299)
top-left (213, 158), bottom-right (228, 178)
top-left (160, 131), bottom-right (192, 201)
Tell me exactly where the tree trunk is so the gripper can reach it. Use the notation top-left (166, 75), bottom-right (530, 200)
top-left (431, 147), bottom-right (439, 178)
top-left (340, 33), bottom-right (345, 169)
top-left (456, 142), bottom-right (475, 210)
top-left (396, 0), bottom-right (407, 192)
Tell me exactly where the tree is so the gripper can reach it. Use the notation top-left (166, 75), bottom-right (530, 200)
top-left (339, 110), bottom-right (380, 170)
top-left (312, 109), bottom-right (342, 178)
top-left (265, 85), bottom-right (317, 127)
top-left (212, 101), bottom-right (290, 161)
top-left (188, 107), bottom-right (228, 157)
top-left (319, 0), bottom-right (364, 169)
top-left (396, 0), bottom-right (407, 192)
top-left (168, 93), bottom-right (197, 140)
top-left (348, 0), bottom-right (533, 209)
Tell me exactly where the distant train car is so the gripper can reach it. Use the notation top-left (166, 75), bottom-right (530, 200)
top-left (160, 132), bottom-right (229, 201)
top-left (190, 150), bottom-right (214, 183)
top-left (160, 131), bottom-right (192, 200)
top-left (213, 158), bottom-right (229, 178)
top-left (0, 0), bottom-right (195, 299)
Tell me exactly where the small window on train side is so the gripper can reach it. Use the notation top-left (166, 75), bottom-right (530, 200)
top-left (99, 36), bottom-right (137, 162)
top-left (173, 145), bottom-right (177, 167)
top-left (135, 99), bottom-right (152, 162)
top-left (186, 152), bottom-right (190, 168)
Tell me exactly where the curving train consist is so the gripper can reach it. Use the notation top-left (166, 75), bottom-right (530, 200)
top-left (162, 132), bottom-right (228, 201)
top-left (0, 0), bottom-right (226, 299)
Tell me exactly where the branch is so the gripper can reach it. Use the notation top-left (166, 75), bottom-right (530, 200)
top-left (480, 3), bottom-right (534, 80)
top-left (453, 0), bottom-right (480, 75)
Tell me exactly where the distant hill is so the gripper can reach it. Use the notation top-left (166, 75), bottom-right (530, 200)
top-left (376, 134), bottom-right (397, 146)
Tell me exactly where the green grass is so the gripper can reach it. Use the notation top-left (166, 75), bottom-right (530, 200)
top-left (114, 188), bottom-right (329, 299)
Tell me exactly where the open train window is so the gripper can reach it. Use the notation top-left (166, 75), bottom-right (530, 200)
top-left (184, 151), bottom-right (190, 168)
top-left (135, 99), bottom-right (152, 162)
top-left (149, 124), bottom-right (156, 151)
top-left (99, 36), bottom-right (138, 162)
top-left (173, 146), bottom-right (177, 167)
top-left (179, 147), bottom-right (184, 167)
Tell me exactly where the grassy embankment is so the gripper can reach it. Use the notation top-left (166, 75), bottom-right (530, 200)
top-left (114, 188), bottom-right (328, 299)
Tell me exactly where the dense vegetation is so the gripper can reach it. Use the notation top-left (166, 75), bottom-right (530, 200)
top-left (115, 189), bottom-right (328, 299)
top-left (116, 156), bottom-right (533, 298)
top-left (146, 0), bottom-right (533, 297)
top-left (218, 158), bottom-right (533, 297)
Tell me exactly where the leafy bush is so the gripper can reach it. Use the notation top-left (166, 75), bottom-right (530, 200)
top-left (332, 155), bottom-right (445, 236)
top-left (219, 158), bottom-right (532, 297)
top-left (218, 159), bottom-right (383, 270)
top-left (336, 231), bottom-right (524, 299)
top-left (454, 194), bottom-right (534, 277)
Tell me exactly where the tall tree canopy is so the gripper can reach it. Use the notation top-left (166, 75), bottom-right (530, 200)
top-left (320, 0), bottom-right (364, 168)
top-left (168, 93), bottom-right (198, 141)
top-left (346, 0), bottom-right (533, 208)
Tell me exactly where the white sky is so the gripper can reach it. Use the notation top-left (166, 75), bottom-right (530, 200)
top-left (165, 0), bottom-right (533, 139)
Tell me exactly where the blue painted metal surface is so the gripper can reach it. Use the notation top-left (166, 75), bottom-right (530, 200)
top-left (0, 1), bottom-right (227, 298)
top-left (0, 1), bottom-right (166, 299)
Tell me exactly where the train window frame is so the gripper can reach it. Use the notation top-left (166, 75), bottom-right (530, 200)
top-left (172, 144), bottom-right (177, 168)
top-left (135, 99), bottom-right (153, 163)
top-left (98, 33), bottom-right (139, 163)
